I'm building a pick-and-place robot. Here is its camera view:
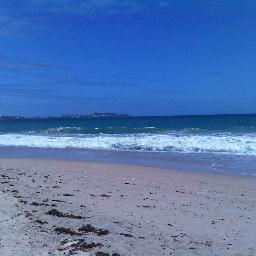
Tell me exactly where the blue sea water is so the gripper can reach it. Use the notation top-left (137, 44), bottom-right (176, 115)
top-left (0, 115), bottom-right (256, 176)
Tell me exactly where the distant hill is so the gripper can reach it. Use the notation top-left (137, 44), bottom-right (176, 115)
top-left (61, 112), bottom-right (130, 118)
top-left (0, 113), bottom-right (130, 120)
top-left (0, 115), bottom-right (25, 120)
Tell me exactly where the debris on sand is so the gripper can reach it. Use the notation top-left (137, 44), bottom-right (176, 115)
top-left (95, 252), bottom-right (110, 256)
top-left (19, 199), bottom-right (28, 204)
top-left (57, 239), bottom-right (81, 251)
top-left (63, 193), bottom-right (74, 197)
top-left (78, 224), bottom-right (109, 236)
top-left (46, 209), bottom-right (85, 219)
top-left (35, 219), bottom-right (48, 225)
top-left (30, 202), bottom-right (49, 207)
top-left (78, 224), bottom-right (96, 233)
top-left (78, 240), bottom-right (102, 250)
top-left (100, 194), bottom-right (111, 198)
top-left (55, 227), bottom-right (82, 236)
top-left (95, 252), bottom-right (121, 256)
top-left (52, 199), bottom-right (66, 203)
top-left (57, 239), bottom-right (102, 253)
top-left (120, 233), bottom-right (133, 238)
top-left (97, 229), bottom-right (110, 236)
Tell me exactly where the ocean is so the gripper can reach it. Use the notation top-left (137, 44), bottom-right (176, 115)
top-left (0, 114), bottom-right (256, 176)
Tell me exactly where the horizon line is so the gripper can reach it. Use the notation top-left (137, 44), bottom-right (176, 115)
top-left (1, 112), bottom-right (256, 119)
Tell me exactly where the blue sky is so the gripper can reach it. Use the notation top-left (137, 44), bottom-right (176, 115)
top-left (0, 0), bottom-right (256, 116)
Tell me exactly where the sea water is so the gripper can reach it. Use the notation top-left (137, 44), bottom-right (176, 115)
top-left (0, 115), bottom-right (256, 176)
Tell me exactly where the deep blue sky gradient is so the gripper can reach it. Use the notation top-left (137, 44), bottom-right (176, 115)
top-left (1, 0), bottom-right (256, 116)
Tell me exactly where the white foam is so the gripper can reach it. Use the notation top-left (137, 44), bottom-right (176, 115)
top-left (0, 133), bottom-right (256, 155)
top-left (42, 127), bottom-right (82, 133)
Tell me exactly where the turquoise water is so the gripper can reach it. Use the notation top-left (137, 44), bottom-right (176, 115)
top-left (1, 115), bottom-right (256, 134)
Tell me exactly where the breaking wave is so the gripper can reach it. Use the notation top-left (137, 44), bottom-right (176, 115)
top-left (0, 132), bottom-right (256, 155)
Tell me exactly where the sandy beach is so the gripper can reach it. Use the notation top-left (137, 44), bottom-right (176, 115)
top-left (0, 158), bottom-right (256, 256)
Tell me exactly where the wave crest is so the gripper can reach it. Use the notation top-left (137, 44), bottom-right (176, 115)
top-left (0, 133), bottom-right (256, 155)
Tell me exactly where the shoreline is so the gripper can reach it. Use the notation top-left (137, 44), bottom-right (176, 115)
top-left (1, 146), bottom-right (256, 177)
top-left (1, 155), bottom-right (256, 179)
top-left (0, 158), bottom-right (256, 255)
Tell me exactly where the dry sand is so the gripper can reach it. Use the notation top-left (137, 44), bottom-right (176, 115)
top-left (0, 158), bottom-right (256, 256)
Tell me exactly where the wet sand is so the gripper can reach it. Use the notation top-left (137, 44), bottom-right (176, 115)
top-left (0, 158), bottom-right (256, 256)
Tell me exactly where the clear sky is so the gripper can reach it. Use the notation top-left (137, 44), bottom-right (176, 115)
top-left (0, 0), bottom-right (256, 116)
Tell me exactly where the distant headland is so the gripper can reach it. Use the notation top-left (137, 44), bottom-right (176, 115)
top-left (0, 113), bottom-right (131, 120)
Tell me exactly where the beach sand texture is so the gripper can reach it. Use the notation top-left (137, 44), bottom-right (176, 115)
top-left (0, 158), bottom-right (256, 256)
